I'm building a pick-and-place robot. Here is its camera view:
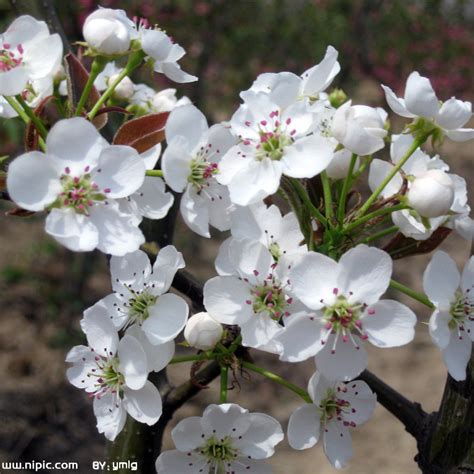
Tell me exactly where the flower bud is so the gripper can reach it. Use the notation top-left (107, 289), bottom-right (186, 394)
top-left (407, 169), bottom-right (455, 218)
top-left (328, 88), bottom-right (347, 108)
top-left (83, 9), bottom-right (135, 55)
top-left (184, 312), bottom-right (223, 351)
top-left (108, 73), bottom-right (134, 100)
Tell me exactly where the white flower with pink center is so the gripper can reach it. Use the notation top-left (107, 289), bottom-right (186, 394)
top-left (66, 310), bottom-right (163, 441)
top-left (0, 15), bottom-right (62, 96)
top-left (162, 104), bottom-right (237, 237)
top-left (204, 239), bottom-right (310, 353)
top-left (6, 117), bottom-right (147, 255)
top-left (155, 403), bottom-right (283, 474)
top-left (278, 245), bottom-right (417, 380)
top-left (217, 91), bottom-right (335, 206)
top-left (423, 251), bottom-right (474, 381)
top-left (288, 371), bottom-right (376, 470)
top-left (382, 71), bottom-right (474, 142)
top-left (88, 247), bottom-right (188, 362)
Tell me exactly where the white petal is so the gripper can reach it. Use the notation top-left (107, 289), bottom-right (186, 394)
top-left (289, 252), bottom-right (339, 310)
top-left (149, 245), bottom-right (185, 295)
top-left (423, 251), bottom-right (460, 307)
top-left (46, 118), bottom-right (106, 174)
top-left (140, 143), bottom-right (162, 170)
top-left (228, 458), bottom-right (272, 474)
top-left (110, 249), bottom-right (151, 294)
top-left (171, 416), bottom-right (205, 451)
top-left (203, 276), bottom-right (253, 325)
top-left (89, 202), bottom-right (145, 256)
top-left (125, 325), bottom-right (175, 373)
top-left (93, 146), bottom-right (145, 198)
top-left (180, 186), bottom-right (211, 237)
top-left (217, 144), bottom-right (253, 186)
top-left (123, 381), bottom-right (162, 424)
top-left (240, 314), bottom-right (283, 349)
top-left (281, 135), bottom-right (334, 178)
top-left (228, 239), bottom-right (273, 283)
top-left (441, 332), bottom-right (472, 381)
top-left (338, 245), bottom-right (392, 305)
top-left (381, 84), bottom-right (414, 118)
top-left (276, 314), bottom-right (326, 362)
top-left (323, 421), bottom-right (353, 470)
top-left (142, 293), bottom-right (188, 345)
top-left (404, 71), bottom-right (439, 118)
top-left (165, 104), bottom-right (208, 152)
top-left (429, 310), bottom-right (452, 349)
top-left (82, 306), bottom-right (119, 358)
top-left (155, 450), bottom-right (207, 474)
top-left (287, 404), bottom-right (321, 450)
top-left (45, 208), bottom-right (99, 252)
top-left (93, 394), bottom-right (127, 441)
top-left (7, 151), bottom-right (61, 211)
top-left (118, 335), bottom-right (148, 390)
top-left (131, 177), bottom-right (174, 220)
top-left (445, 128), bottom-right (474, 142)
top-left (0, 67), bottom-right (28, 96)
top-left (302, 45), bottom-right (340, 96)
top-left (215, 237), bottom-right (234, 276)
top-left (162, 137), bottom-right (193, 192)
top-left (160, 61), bottom-right (198, 84)
top-left (233, 413), bottom-right (284, 459)
top-left (362, 299), bottom-right (416, 348)
top-left (201, 403), bottom-right (250, 438)
top-left (436, 98), bottom-right (471, 130)
top-left (339, 380), bottom-right (376, 426)
top-left (315, 335), bottom-right (368, 381)
top-left (461, 256), bottom-right (474, 295)
top-left (25, 34), bottom-right (62, 79)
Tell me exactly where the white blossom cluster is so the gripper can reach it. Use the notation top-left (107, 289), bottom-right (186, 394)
top-left (2, 6), bottom-right (474, 473)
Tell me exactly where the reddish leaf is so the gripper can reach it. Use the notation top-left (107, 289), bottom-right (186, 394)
top-left (113, 112), bottom-right (169, 153)
top-left (383, 227), bottom-right (452, 259)
top-left (64, 53), bottom-right (107, 130)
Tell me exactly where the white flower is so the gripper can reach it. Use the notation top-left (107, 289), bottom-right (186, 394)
top-left (218, 91), bottom-right (335, 205)
top-left (155, 403), bottom-right (283, 474)
top-left (118, 144), bottom-right (174, 221)
top-left (83, 8), bottom-right (136, 55)
top-left (0, 15), bottom-right (63, 96)
top-left (407, 169), bottom-right (455, 218)
top-left (215, 201), bottom-right (307, 275)
top-left (90, 246), bottom-right (188, 347)
top-left (242, 45), bottom-right (340, 108)
top-left (382, 71), bottom-right (474, 142)
top-left (278, 244), bottom-right (416, 379)
top-left (66, 310), bottom-right (162, 441)
top-left (184, 312), bottom-right (223, 351)
top-left (423, 251), bottom-right (474, 381)
top-left (204, 239), bottom-right (310, 353)
top-left (6, 117), bottom-right (147, 255)
top-left (140, 28), bottom-right (197, 83)
top-left (162, 104), bottom-right (236, 237)
top-left (331, 101), bottom-right (388, 156)
top-left (288, 371), bottom-right (376, 470)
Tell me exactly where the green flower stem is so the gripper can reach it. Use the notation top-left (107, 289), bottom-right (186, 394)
top-left (289, 178), bottom-right (328, 227)
top-left (5, 96), bottom-right (46, 151)
top-left (354, 135), bottom-right (428, 219)
top-left (345, 203), bottom-right (407, 233)
top-left (361, 225), bottom-right (399, 244)
top-left (146, 170), bottom-right (164, 178)
top-left (321, 171), bottom-right (334, 223)
top-left (226, 334), bottom-right (242, 354)
top-left (15, 95), bottom-right (48, 139)
top-left (169, 354), bottom-right (210, 365)
top-left (75, 57), bottom-right (107, 117)
top-left (241, 361), bottom-right (312, 403)
top-left (220, 366), bottom-right (229, 403)
top-left (352, 154), bottom-right (373, 181)
top-left (337, 153), bottom-right (358, 226)
top-left (390, 279), bottom-right (435, 309)
top-left (88, 50), bottom-right (145, 120)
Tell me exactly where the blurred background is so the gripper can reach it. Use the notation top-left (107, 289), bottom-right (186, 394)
top-left (0, 0), bottom-right (473, 472)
